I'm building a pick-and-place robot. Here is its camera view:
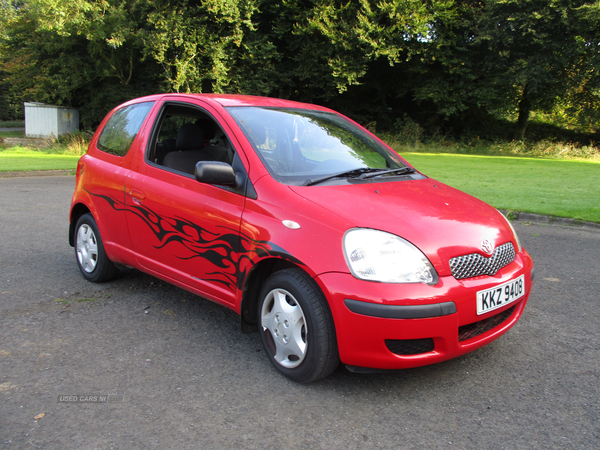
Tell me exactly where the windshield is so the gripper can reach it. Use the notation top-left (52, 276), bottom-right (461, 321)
top-left (226, 107), bottom-right (407, 185)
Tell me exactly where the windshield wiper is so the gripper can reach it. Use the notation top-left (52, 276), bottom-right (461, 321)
top-left (358, 167), bottom-right (416, 179)
top-left (303, 168), bottom-right (382, 186)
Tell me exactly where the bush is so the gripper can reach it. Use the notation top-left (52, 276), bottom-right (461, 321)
top-left (383, 134), bottom-right (600, 161)
top-left (0, 120), bottom-right (25, 128)
top-left (53, 131), bottom-right (94, 156)
top-left (392, 115), bottom-right (425, 146)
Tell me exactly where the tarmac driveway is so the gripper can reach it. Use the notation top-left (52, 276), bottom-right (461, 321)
top-left (1, 175), bottom-right (598, 449)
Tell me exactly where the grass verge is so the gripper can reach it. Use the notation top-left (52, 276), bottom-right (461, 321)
top-left (1, 144), bottom-right (598, 223)
top-left (0, 147), bottom-right (80, 172)
top-left (0, 130), bottom-right (25, 138)
top-left (0, 120), bottom-right (25, 128)
top-left (401, 152), bottom-right (600, 223)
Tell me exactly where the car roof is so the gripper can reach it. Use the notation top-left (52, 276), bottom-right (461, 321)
top-left (128, 93), bottom-right (333, 112)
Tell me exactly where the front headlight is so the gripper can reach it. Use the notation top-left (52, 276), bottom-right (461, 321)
top-left (343, 228), bottom-right (438, 285)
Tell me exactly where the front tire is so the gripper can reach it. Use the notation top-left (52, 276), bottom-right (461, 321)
top-left (258, 269), bottom-right (339, 383)
top-left (74, 213), bottom-right (118, 282)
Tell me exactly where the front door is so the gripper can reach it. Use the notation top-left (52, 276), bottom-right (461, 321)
top-left (125, 100), bottom-right (247, 307)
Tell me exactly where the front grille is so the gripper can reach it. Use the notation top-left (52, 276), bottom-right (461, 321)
top-left (385, 338), bottom-right (434, 355)
top-left (449, 242), bottom-right (516, 280)
top-left (458, 305), bottom-right (516, 342)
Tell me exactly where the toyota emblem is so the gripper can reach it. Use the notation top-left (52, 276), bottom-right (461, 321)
top-left (481, 239), bottom-right (494, 255)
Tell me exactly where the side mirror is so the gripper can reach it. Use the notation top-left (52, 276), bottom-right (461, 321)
top-left (195, 161), bottom-right (237, 186)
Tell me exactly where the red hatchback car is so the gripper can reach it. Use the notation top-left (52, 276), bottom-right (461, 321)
top-left (70, 94), bottom-right (534, 382)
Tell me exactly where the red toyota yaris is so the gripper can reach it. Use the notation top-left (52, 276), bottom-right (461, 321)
top-left (69, 94), bottom-right (534, 382)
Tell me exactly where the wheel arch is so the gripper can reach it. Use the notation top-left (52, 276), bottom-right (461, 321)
top-left (240, 257), bottom-right (318, 333)
top-left (69, 203), bottom-right (92, 247)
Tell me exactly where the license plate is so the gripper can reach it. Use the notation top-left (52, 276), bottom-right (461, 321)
top-left (476, 275), bottom-right (525, 315)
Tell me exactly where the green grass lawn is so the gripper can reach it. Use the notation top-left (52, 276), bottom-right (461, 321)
top-left (0, 130), bottom-right (25, 138)
top-left (1, 145), bottom-right (598, 222)
top-left (0, 147), bottom-right (80, 172)
top-left (402, 152), bottom-right (600, 223)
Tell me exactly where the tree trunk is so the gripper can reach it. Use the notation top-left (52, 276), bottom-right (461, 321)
top-left (516, 85), bottom-right (532, 140)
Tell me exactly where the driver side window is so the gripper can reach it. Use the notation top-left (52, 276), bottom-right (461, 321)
top-left (149, 104), bottom-right (234, 175)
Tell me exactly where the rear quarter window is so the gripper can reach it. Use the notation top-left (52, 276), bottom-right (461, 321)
top-left (97, 102), bottom-right (154, 156)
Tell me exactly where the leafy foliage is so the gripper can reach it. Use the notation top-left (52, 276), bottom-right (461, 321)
top-left (0, 0), bottom-right (598, 137)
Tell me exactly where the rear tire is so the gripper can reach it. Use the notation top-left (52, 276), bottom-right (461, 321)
top-left (258, 269), bottom-right (339, 383)
top-left (74, 213), bottom-right (119, 282)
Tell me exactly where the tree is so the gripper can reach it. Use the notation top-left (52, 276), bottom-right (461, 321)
top-left (1, 0), bottom-right (163, 127)
top-left (1, 0), bottom-right (598, 135)
top-left (410, 0), bottom-right (600, 138)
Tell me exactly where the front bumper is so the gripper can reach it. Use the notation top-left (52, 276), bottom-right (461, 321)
top-left (316, 249), bottom-right (534, 369)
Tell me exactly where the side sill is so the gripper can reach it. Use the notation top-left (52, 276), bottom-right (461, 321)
top-left (344, 299), bottom-right (457, 319)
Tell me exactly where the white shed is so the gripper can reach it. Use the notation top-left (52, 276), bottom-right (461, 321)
top-left (24, 102), bottom-right (79, 138)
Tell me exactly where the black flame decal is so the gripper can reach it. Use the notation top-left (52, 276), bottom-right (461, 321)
top-left (88, 190), bottom-right (302, 291)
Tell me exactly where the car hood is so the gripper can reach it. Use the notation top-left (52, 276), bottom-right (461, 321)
top-left (289, 178), bottom-right (515, 276)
